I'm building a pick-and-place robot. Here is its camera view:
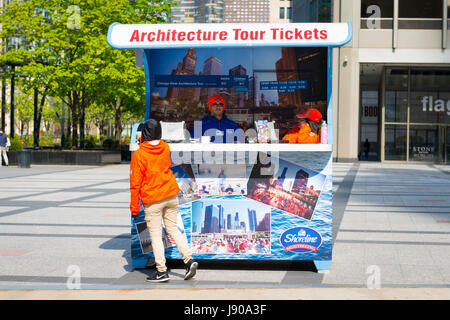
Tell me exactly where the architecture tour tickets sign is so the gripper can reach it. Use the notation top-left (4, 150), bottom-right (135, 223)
top-left (108, 23), bottom-right (352, 49)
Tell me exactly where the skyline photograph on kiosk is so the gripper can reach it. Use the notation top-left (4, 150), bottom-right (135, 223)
top-left (135, 218), bottom-right (187, 255)
top-left (246, 155), bottom-right (327, 220)
top-left (191, 199), bottom-right (271, 255)
top-left (148, 46), bottom-right (327, 138)
top-left (172, 164), bottom-right (201, 205)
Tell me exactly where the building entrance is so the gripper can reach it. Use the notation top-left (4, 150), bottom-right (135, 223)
top-left (359, 64), bottom-right (383, 161)
top-left (383, 67), bottom-right (450, 164)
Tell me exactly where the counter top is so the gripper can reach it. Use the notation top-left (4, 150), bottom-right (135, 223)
top-left (168, 143), bottom-right (332, 152)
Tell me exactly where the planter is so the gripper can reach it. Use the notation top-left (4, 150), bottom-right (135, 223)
top-left (8, 149), bottom-right (122, 166)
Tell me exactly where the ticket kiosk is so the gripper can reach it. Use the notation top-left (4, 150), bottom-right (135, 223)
top-left (108, 22), bottom-right (352, 272)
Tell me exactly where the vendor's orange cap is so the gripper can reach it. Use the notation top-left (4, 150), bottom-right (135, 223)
top-left (297, 108), bottom-right (323, 123)
top-left (208, 94), bottom-right (225, 111)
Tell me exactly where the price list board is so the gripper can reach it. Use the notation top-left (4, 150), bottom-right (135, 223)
top-left (154, 75), bottom-right (248, 92)
top-left (260, 80), bottom-right (308, 92)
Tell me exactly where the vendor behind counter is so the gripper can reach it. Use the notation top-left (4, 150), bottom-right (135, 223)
top-left (190, 94), bottom-right (242, 143)
top-left (281, 108), bottom-right (323, 144)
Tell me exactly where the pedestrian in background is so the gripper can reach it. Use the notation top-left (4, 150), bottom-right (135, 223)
top-left (130, 119), bottom-right (198, 283)
top-left (0, 130), bottom-right (9, 167)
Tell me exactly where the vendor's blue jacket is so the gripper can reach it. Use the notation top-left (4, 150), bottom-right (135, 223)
top-left (191, 116), bottom-right (241, 143)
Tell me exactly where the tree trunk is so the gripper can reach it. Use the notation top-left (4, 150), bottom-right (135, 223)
top-left (114, 97), bottom-right (122, 146)
top-left (35, 87), bottom-right (48, 148)
top-left (70, 91), bottom-right (79, 148)
top-left (10, 67), bottom-right (15, 138)
top-left (99, 119), bottom-right (104, 138)
top-left (67, 98), bottom-right (71, 140)
top-left (79, 88), bottom-right (86, 149)
top-left (1, 78), bottom-right (5, 132)
top-left (60, 98), bottom-right (65, 148)
top-left (33, 88), bottom-right (39, 148)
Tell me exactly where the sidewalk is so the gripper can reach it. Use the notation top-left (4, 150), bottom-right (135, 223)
top-left (0, 162), bottom-right (449, 299)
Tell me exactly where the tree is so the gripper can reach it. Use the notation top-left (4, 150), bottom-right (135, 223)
top-left (95, 48), bottom-right (145, 145)
top-left (1, 0), bottom-right (176, 148)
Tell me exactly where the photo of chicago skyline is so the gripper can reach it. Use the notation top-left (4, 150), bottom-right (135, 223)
top-left (191, 199), bottom-right (271, 254)
top-left (171, 164), bottom-right (201, 205)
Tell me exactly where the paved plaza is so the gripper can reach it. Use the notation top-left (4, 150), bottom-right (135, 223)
top-left (0, 162), bottom-right (449, 298)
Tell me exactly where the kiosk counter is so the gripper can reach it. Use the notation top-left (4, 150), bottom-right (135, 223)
top-left (108, 22), bottom-right (352, 272)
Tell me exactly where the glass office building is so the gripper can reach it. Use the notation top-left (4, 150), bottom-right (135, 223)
top-left (335, 0), bottom-right (450, 164)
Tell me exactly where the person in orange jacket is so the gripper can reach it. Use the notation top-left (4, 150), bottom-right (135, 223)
top-left (130, 118), bottom-right (198, 283)
top-left (282, 108), bottom-right (323, 144)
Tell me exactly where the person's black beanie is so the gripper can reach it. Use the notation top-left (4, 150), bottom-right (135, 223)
top-left (141, 119), bottom-right (161, 142)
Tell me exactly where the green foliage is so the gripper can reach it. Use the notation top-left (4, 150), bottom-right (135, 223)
top-left (39, 135), bottom-right (58, 147)
top-left (8, 135), bottom-right (23, 151)
top-left (85, 135), bottom-right (99, 149)
top-left (121, 135), bottom-right (131, 146)
top-left (0, 0), bottom-right (175, 148)
top-left (62, 134), bottom-right (72, 148)
top-left (20, 135), bottom-right (33, 148)
top-left (101, 136), bottom-right (117, 149)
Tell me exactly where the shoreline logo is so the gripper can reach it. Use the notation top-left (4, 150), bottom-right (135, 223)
top-left (421, 96), bottom-right (450, 115)
top-left (280, 227), bottom-right (322, 253)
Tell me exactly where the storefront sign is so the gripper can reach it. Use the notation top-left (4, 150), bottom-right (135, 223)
top-left (361, 105), bottom-right (378, 124)
top-left (108, 22), bottom-right (352, 49)
top-left (421, 96), bottom-right (450, 115)
top-left (411, 145), bottom-right (435, 160)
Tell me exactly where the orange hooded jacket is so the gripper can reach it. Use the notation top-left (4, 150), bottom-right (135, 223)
top-left (282, 124), bottom-right (319, 144)
top-left (129, 140), bottom-right (180, 216)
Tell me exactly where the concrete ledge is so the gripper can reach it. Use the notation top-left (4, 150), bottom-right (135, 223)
top-left (1, 288), bottom-right (449, 300)
top-left (7, 150), bottom-right (122, 166)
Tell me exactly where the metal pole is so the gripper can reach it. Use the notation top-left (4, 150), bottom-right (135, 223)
top-left (443, 0), bottom-right (448, 49)
top-left (393, 0), bottom-right (398, 49)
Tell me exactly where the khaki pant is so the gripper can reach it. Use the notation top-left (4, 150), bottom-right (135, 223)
top-left (144, 195), bottom-right (192, 272)
top-left (0, 147), bottom-right (8, 166)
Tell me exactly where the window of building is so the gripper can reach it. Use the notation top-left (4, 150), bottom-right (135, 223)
top-left (360, 0), bottom-right (393, 29)
top-left (448, 0), bottom-right (450, 27)
top-left (399, 0), bottom-right (443, 29)
top-left (399, 0), bottom-right (442, 18)
top-left (280, 7), bottom-right (285, 19)
top-left (287, 7), bottom-right (292, 20)
top-left (361, 0), bottom-right (393, 18)
top-left (385, 124), bottom-right (407, 161)
top-left (384, 67), bottom-right (450, 163)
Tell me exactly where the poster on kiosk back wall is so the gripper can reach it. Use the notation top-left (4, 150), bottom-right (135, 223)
top-left (128, 44), bottom-right (334, 265)
top-left (147, 46), bottom-right (328, 135)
